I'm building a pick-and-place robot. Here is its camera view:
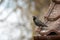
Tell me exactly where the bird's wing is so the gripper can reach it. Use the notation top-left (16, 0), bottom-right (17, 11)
top-left (35, 19), bottom-right (43, 24)
top-left (35, 19), bottom-right (48, 27)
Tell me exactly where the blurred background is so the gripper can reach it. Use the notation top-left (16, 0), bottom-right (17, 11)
top-left (0, 0), bottom-right (51, 40)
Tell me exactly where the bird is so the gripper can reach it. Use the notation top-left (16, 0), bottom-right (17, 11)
top-left (33, 16), bottom-right (48, 27)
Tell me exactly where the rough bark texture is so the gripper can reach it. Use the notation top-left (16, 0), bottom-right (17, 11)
top-left (34, 0), bottom-right (60, 40)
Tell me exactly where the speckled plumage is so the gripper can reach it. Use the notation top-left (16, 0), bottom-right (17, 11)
top-left (33, 16), bottom-right (48, 27)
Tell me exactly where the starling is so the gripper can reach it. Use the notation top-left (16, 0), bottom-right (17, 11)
top-left (33, 16), bottom-right (48, 27)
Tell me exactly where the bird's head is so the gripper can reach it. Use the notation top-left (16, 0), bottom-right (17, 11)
top-left (33, 16), bottom-right (37, 20)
